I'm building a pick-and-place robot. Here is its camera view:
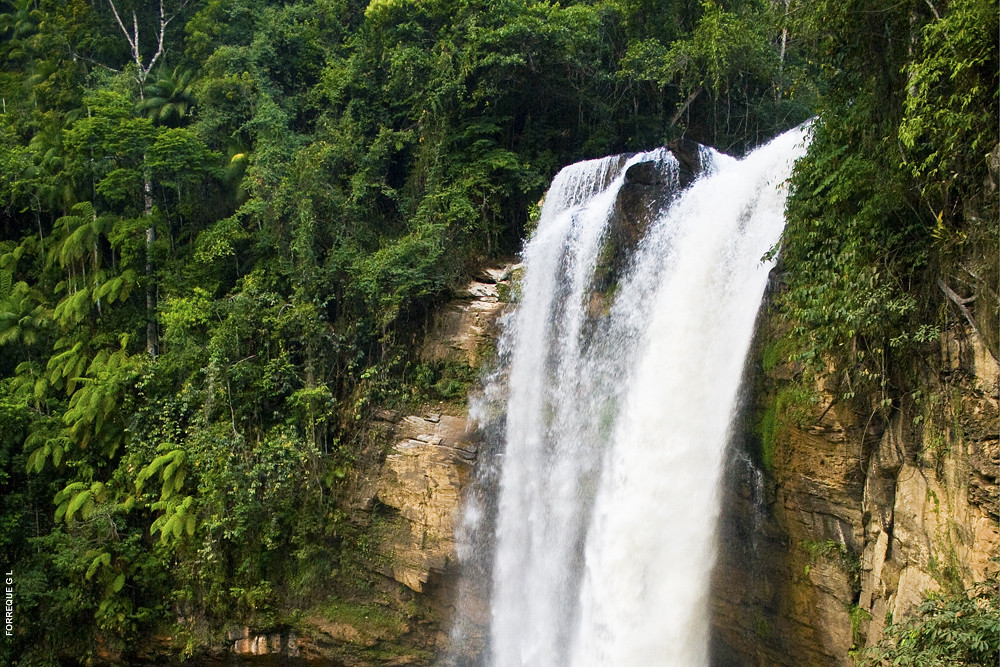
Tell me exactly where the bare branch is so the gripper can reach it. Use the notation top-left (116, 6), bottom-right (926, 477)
top-left (105, 0), bottom-right (190, 85)
top-left (938, 277), bottom-right (984, 342)
top-left (69, 48), bottom-right (121, 74)
top-left (144, 0), bottom-right (169, 80)
top-left (939, 278), bottom-right (975, 306)
top-left (105, 0), bottom-right (138, 62)
top-left (670, 86), bottom-right (703, 126)
top-left (105, 0), bottom-right (127, 39)
top-left (132, 10), bottom-right (140, 64)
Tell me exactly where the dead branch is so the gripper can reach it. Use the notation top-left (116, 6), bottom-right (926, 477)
top-left (938, 277), bottom-right (984, 340)
top-left (105, 0), bottom-right (188, 87)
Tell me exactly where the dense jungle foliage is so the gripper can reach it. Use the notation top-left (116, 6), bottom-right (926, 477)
top-left (0, 0), bottom-right (995, 663)
top-left (780, 0), bottom-right (998, 386)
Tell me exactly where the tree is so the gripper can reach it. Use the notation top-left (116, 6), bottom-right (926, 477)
top-left (138, 65), bottom-right (195, 126)
top-left (104, 0), bottom-right (189, 92)
top-left (102, 0), bottom-right (191, 357)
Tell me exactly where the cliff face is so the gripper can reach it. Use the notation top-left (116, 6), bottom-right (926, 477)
top-left (712, 317), bottom-right (999, 666)
top-left (216, 271), bottom-right (511, 666)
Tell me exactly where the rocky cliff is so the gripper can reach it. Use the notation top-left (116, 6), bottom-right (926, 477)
top-left (302, 170), bottom-right (998, 667)
top-left (712, 312), bottom-right (999, 665)
top-left (213, 270), bottom-right (512, 666)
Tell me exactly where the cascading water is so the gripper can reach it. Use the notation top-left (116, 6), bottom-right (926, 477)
top-left (454, 126), bottom-right (810, 667)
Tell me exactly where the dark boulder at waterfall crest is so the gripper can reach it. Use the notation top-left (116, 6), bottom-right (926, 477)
top-left (668, 138), bottom-right (704, 186)
top-left (594, 140), bottom-right (709, 307)
top-left (623, 160), bottom-right (665, 186)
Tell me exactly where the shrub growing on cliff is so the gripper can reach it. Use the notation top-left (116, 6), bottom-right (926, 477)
top-left (858, 577), bottom-right (999, 666)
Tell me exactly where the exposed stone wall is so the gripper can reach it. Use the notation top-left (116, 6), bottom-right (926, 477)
top-left (372, 413), bottom-right (477, 594)
top-left (712, 321), bottom-right (999, 666)
top-left (859, 329), bottom-right (999, 646)
top-left (418, 267), bottom-right (512, 368)
top-left (216, 268), bottom-right (513, 666)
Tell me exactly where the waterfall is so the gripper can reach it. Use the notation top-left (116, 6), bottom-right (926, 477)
top-left (456, 126), bottom-right (810, 667)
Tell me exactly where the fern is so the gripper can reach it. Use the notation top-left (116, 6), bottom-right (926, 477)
top-left (86, 551), bottom-right (112, 580)
top-left (149, 495), bottom-right (196, 544)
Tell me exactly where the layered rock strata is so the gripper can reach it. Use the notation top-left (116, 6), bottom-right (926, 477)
top-left (712, 322), bottom-right (999, 666)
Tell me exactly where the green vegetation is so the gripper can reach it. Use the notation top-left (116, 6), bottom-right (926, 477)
top-left (0, 0), bottom-right (995, 663)
top-left (778, 0), bottom-right (998, 388)
top-left (756, 382), bottom-right (814, 469)
top-left (801, 538), bottom-right (861, 590)
top-left (859, 577), bottom-right (999, 666)
top-left (318, 599), bottom-right (409, 638)
top-left (752, 611), bottom-right (772, 639)
top-left (408, 359), bottom-right (478, 404)
top-left (848, 603), bottom-right (872, 652)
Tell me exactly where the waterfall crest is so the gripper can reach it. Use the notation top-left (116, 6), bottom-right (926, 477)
top-left (460, 126), bottom-right (810, 667)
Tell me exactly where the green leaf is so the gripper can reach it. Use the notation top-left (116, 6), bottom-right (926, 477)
top-left (65, 489), bottom-right (93, 521)
top-left (86, 552), bottom-right (111, 580)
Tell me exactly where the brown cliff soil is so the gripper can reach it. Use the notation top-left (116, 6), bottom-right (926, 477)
top-left (711, 310), bottom-right (999, 666)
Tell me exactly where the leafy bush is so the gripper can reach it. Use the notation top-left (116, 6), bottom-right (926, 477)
top-left (859, 577), bottom-right (999, 666)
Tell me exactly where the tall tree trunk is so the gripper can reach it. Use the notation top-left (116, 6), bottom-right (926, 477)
top-left (104, 0), bottom-right (188, 358)
top-left (144, 173), bottom-right (158, 358)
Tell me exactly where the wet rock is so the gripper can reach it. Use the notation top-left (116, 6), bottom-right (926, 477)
top-left (668, 137), bottom-right (703, 187)
top-left (711, 321), bottom-right (998, 666)
top-left (624, 160), bottom-right (665, 186)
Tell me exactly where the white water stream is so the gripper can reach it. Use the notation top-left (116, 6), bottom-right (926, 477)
top-left (468, 126), bottom-right (810, 667)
